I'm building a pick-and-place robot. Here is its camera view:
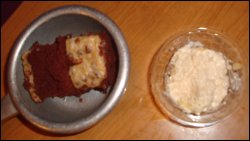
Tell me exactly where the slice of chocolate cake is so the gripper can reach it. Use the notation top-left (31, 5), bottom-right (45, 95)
top-left (22, 33), bottom-right (118, 103)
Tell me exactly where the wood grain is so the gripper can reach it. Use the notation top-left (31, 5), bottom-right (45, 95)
top-left (1, 1), bottom-right (249, 140)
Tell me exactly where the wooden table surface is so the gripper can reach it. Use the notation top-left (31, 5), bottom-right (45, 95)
top-left (1, 1), bottom-right (249, 140)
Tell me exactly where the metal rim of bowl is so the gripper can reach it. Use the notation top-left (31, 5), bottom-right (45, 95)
top-left (7, 5), bottom-right (130, 134)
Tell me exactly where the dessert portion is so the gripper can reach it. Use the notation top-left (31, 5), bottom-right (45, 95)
top-left (164, 41), bottom-right (241, 115)
top-left (22, 33), bottom-right (118, 103)
top-left (66, 35), bottom-right (106, 89)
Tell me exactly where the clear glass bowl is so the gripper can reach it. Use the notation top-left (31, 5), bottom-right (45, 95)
top-left (149, 27), bottom-right (245, 127)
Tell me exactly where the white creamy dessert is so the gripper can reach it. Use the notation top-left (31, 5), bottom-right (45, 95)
top-left (164, 41), bottom-right (232, 115)
top-left (66, 35), bottom-right (107, 89)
